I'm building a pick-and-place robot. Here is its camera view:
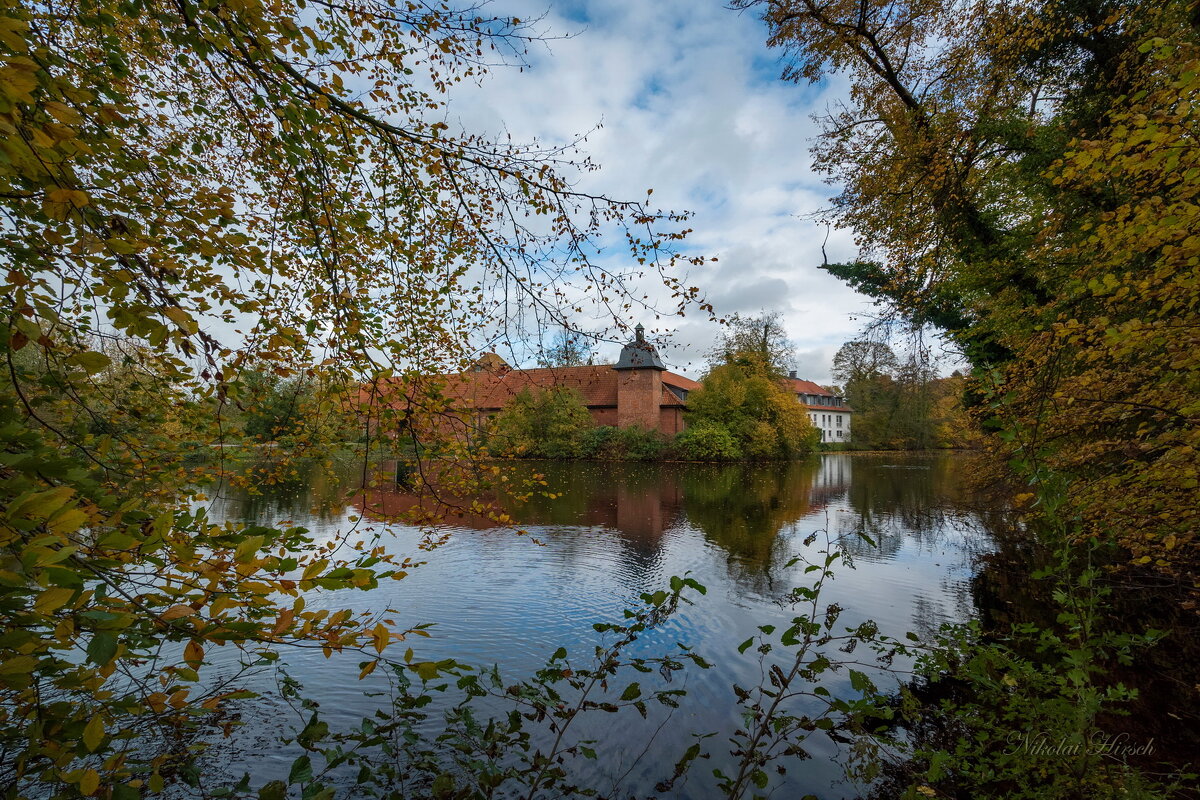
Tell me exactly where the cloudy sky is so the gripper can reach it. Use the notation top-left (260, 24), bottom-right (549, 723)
top-left (443, 0), bottom-right (881, 383)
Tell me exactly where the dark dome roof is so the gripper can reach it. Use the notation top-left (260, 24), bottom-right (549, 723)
top-left (612, 324), bottom-right (666, 371)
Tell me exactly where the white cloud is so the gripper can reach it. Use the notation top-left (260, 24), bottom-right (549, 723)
top-left (439, 0), bottom-right (880, 383)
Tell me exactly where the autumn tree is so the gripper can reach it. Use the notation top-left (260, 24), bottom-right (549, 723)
top-left (708, 311), bottom-right (796, 377)
top-left (737, 0), bottom-right (1200, 591)
top-left (831, 341), bottom-right (939, 449)
top-left (0, 0), bottom-right (708, 795)
top-left (683, 360), bottom-right (819, 460)
top-left (831, 340), bottom-right (900, 386)
top-left (487, 386), bottom-right (594, 459)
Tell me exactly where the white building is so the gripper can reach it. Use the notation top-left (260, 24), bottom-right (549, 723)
top-left (785, 373), bottom-right (852, 444)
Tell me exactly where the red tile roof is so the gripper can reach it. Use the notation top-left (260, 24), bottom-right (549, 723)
top-left (377, 364), bottom-right (697, 411)
top-left (784, 377), bottom-right (853, 412)
top-left (786, 377), bottom-right (835, 396)
top-left (441, 365), bottom-right (618, 408)
top-left (663, 372), bottom-right (702, 392)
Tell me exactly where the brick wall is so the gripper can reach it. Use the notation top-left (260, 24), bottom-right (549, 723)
top-left (659, 407), bottom-right (685, 435)
top-left (616, 369), bottom-right (662, 430)
top-left (589, 406), bottom-right (619, 427)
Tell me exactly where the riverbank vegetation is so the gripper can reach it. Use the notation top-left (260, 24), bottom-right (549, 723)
top-left (684, 313), bottom-right (821, 459)
top-left (0, 0), bottom-right (708, 795)
top-left (2, 0), bottom-right (1197, 797)
top-left (829, 340), bottom-right (978, 451)
top-left (732, 0), bottom-right (1200, 793)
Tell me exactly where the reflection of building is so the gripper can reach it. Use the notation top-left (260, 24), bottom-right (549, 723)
top-left (785, 373), bottom-right (853, 444)
top-left (355, 462), bottom-right (684, 551)
top-left (810, 454), bottom-right (852, 509)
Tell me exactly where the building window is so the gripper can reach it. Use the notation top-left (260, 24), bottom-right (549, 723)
top-left (837, 430), bottom-right (843, 438)
top-left (836, 415), bottom-right (842, 427)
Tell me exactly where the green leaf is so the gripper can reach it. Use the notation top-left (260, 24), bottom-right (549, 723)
top-left (12, 486), bottom-right (74, 520)
top-left (432, 774), bottom-right (455, 796)
top-left (297, 712), bottom-right (328, 748)
top-left (620, 682), bottom-right (642, 701)
top-left (849, 669), bottom-right (875, 693)
top-left (86, 632), bottom-right (118, 666)
top-left (68, 351), bottom-right (111, 374)
top-left (82, 714), bottom-right (105, 752)
top-left (288, 754), bottom-right (313, 784)
top-left (737, 637), bottom-right (754, 654)
top-left (258, 782), bottom-right (286, 800)
top-left (235, 535), bottom-right (264, 563)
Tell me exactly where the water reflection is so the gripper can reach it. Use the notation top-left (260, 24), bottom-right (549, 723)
top-left (201, 453), bottom-right (990, 799)
top-left (349, 455), bottom-right (973, 582)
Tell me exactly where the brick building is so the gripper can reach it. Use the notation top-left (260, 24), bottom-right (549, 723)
top-left (366, 326), bottom-right (849, 444)
top-left (445, 325), bottom-right (699, 436)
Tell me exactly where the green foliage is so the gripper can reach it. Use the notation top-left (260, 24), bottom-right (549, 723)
top-left (831, 341), bottom-right (973, 450)
top-left (742, 0), bottom-right (1200, 584)
top-left (0, 0), bottom-right (709, 792)
top-left (685, 361), bottom-right (819, 460)
top-left (674, 423), bottom-right (743, 460)
top-left (260, 579), bottom-right (712, 799)
top-left (740, 2), bottom-right (1200, 793)
top-left (894, 551), bottom-right (1180, 799)
top-left (488, 387), bottom-right (594, 459)
top-left (578, 425), bottom-right (667, 461)
top-left (238, 371), bottom-right (316, 443)
top-left (713, 531), bottom-right (902, 799)
top-left (0, 389), bottom-right (407, 795)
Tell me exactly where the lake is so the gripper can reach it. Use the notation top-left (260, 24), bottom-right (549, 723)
top-left (199, 453), bottom-right (997, 798)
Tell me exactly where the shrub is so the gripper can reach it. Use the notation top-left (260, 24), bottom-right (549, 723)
top-left (619, 426), bottom-right (667, 460)
top-left (578, 425), bottom-right (619, 459)
top-left (674, 424), bottom-right (743, 461)
top-left (578, 425), bottom-right (666, 460)
top-left (488, 387), bottom-right (593, 458)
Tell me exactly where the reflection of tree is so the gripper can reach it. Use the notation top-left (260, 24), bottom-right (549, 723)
top-left (910, 595), bottom-right (953, 642)
top-left (680, 460), bottom-right (820, 579)
top-left (209, 455), bottom-right (359, 523)
top-left (835, 455), bottom-right (971, 559)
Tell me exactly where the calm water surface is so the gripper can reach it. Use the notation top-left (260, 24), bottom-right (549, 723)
top-left (202, 454), bottom-right (994, 798)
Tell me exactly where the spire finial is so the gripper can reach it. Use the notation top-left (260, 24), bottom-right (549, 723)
top-left (634, 322), bottom-right (645, 342)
